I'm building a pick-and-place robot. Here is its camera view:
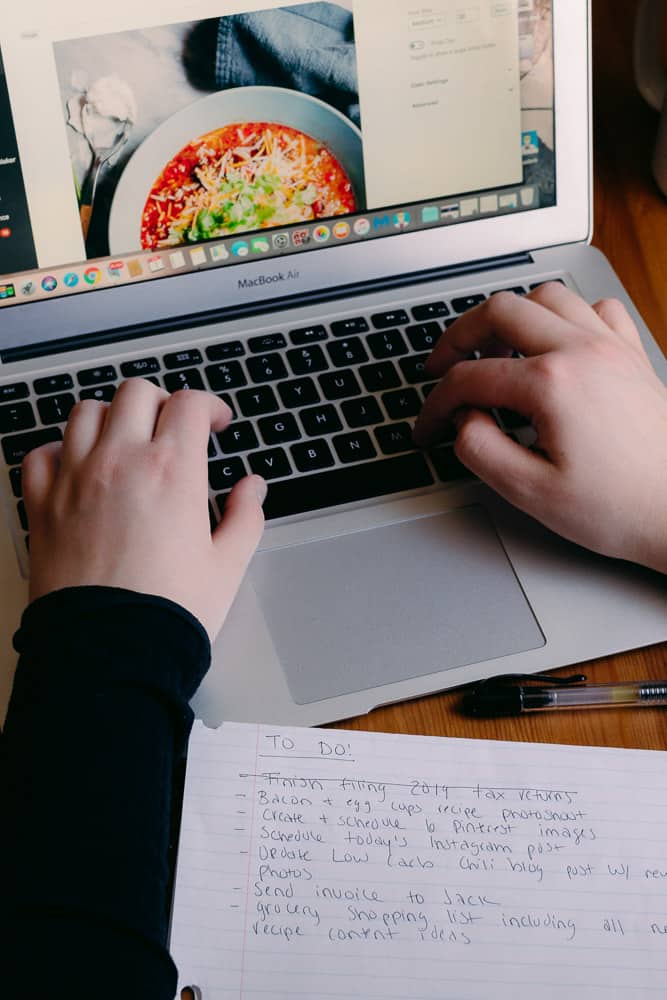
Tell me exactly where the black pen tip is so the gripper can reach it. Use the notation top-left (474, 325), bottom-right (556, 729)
top-left (461, 685), bottom-right (523, 718)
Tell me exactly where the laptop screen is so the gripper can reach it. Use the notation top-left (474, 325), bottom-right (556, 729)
top-left (0, 0), bottom-right (554, 310)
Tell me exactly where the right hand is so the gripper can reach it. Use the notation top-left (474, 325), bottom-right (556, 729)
top-left (413, 284), bottom-right (667, 573)
top-left (22, 380), bottom-right (267, 641)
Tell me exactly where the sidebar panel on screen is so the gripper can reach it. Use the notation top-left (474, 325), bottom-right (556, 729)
top-left (0, 46), bottom-right (37, 278)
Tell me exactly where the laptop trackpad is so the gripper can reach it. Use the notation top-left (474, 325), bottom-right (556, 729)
top-left (249, 505), bottom-right (545, 705)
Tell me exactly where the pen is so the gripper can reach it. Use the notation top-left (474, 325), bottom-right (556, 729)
top-left (462, 676), bottom-right (667, 717)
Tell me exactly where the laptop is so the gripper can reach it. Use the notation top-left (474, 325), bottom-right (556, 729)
top-left (0, 0), bottom-right (665, 728)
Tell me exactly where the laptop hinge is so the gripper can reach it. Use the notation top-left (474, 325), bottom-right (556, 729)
top-left (2, 251), bottom-right (533, 364)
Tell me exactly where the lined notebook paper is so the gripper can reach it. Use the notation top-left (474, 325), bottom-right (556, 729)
top-left (170, 722), bottom-right (667, 999)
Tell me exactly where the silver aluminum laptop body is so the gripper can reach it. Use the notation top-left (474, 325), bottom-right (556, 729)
top-left (0, 1), bottom-right (665, 726)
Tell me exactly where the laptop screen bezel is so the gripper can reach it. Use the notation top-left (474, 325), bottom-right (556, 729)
top-left (0, 0), bottom-right (590, 355)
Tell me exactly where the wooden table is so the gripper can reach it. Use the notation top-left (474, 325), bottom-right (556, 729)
top-left (337, 0), bottom-right (667, 751)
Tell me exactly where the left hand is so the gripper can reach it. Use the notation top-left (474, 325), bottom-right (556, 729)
top-left (22, 379), bottom-right (267, 641)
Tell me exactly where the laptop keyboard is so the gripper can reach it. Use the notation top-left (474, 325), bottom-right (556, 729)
top-left (1, 281), bottom-right (554, 557)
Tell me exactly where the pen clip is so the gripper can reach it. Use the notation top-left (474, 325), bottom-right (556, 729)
top-left (472, 672), bottom-right (587, 690)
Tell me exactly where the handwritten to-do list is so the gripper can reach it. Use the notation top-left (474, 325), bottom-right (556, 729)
top-left (171, 723), bottom-right (667, 999)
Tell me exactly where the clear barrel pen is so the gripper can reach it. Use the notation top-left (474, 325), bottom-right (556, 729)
top-left (463, 679), bottom-right (667, 718)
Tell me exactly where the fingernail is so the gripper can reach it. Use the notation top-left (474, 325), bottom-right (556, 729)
top-left (253, 476), bottom-right (268, 504)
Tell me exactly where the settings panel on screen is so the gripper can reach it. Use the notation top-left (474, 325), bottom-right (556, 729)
top-left (356, 1), bottom-right (523, 208)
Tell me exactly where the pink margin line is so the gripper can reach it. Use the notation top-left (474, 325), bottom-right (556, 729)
top-left (238, 723), bottom-right (261, 999)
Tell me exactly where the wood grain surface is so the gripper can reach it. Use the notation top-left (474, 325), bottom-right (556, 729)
top-left (334, 0), bottom-right (667, 750)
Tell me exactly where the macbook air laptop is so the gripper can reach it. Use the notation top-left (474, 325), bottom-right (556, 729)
top-left (0, 0), bottom-right (665, 727)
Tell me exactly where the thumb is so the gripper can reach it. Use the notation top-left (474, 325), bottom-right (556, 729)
top-left (454, 409), bottom-right (553, 510)
top-left (212, 475), bottom-right (267, 582)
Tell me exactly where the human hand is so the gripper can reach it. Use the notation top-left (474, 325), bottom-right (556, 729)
top-left (413, 283), bottom-right (667, 573)
top-left (21, 380), bottom-right (267, 640)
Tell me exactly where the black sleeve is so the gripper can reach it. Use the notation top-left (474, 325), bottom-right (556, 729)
top-left (0, 586), bottom-right (211, 1000)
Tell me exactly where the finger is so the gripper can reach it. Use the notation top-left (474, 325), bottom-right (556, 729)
top-left (22, 441), bottom-right (62, 513)
top-left (453, 408), bottom-right (554, 512)
top-left (61, 399), bottom-right (109, 468)
top-left (212, 475), bottom-right (266, 581)
top-left (414, 357), bottom-right (535, 447)
top-left (592, 297), bottom-right (646, 350)
top-left (425, 292), bottom-right (574, 377)
top-left (153, 390), bottom-right (232, 461)
top-left (527, 281), bottom-right (609, 334)
top-left (100, 378), bottom-right (170, 445)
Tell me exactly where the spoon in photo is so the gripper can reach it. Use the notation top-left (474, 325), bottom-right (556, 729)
top-left (72, 76), bottom-right (137, 240)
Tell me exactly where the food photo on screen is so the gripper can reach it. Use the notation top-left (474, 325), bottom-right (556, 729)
top-left (52, 2), bottom-right (366, 259)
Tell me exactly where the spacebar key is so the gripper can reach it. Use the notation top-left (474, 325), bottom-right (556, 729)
top-left (263, 453), bottom-right (434, 520)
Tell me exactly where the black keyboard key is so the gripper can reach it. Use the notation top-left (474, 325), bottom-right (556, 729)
top-left (80, 385), bottom-right (117, 402)
top-left (451, 294), bottom-right (486, 314)
top-left (206, 340), bottom-right (245, 361)
top-left (208, 501), bottom-right (218, 532)
top-left (422, 382), bottom-right (438, 399)
top-left (0, 401), bottom-right (36, 434)
top-left (209, 457), bottom-right (247, 490)
top-left (208, 437), bottom-right (216, 459)
top-left (399, 354), bottom-right (430, 384)
top-left (333, 430), bottom-right (377, 464)
top-left (164, 369), bottom-right (205, 392)
top-left (236, 385), bottom-right (280, 417)
top-left (217, 421), bottom-right (259, 454)
top-left (382, 387), bottom-right (422, 419)
top-left (9, 466), bottom-right (22, 497)
top-left (258, 413), bottom-right (302, 446)
top-left (492, 286), bottom-right (527, 296)
top-left (1, 381), bottom-right (29, 402)
top-left (358, 361), bottom-right (401, 393)
top-left (217, 393), bottom-right (237, 418)
top-left (206, 361), bottom-right (247, 392)
top-left (290, 325), bottom-right (328, 345)
top-left (444, 318), bottom-right (459, 329)
top-left (341, 396), bottom-right (383, 428)
top-left (326, 338), bottom-right (368, 368)
top-left (263, 453), bottom-right (434, 520)
top-left (247, 353), bottom-right (288, 384)
top-left (17, 500), bottom-right (28, 531)
top-left (497, 408), bottom-right (530, 430)
top-left (2, 427), bottom-right (62, 465)
top-left (331, 317), bottom-right (369, 337)
top-left (278, 377), bottom-right (319, 409)
top-left (405, 322), bottom-right (443, 352)
top-left (34, 374), bottom-right (74, 395)
top-left (121, 357), bottom-right (160, 377)
top-left (249, 447), bottom-right (292, 480)
top-left (300, 404), bottom-right (343, 437)
top-left (248, 333), bottom-right (287, 353)
top-left (375, 422), bottom-right (416, 455)
top-left (287, 345), bottom-right (328, 376)
top-left (367, 329), bottom-right (409, 359)
top-left (163, 349), bottom-right (203, 370)
top-left (412, 301), bottom-right (449, 321)
top-left (77, 365), bottom-right (117, 386)
top-left (37, 393), bottom-right (75, 425)
top-left (291, 438), bottom-right (335, 473)
top-left (215, 492), bottom-right (231, 515)
top-left (371, 309), bottom-right (410, 329)
top-left (530, 279), bottom-right (566, 290)
top-left (319, 369), bottom-right (361, 401)
top-left (431, 446), bottom-right (472, 482)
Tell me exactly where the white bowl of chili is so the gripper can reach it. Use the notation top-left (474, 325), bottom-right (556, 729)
top-left (107, 85), bottom-right (365, 255)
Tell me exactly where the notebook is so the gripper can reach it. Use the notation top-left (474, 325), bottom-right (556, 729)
top-left (0, 1), bottom-right (666, 729)
top-left (170, 721), bottom-right (667, 999)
